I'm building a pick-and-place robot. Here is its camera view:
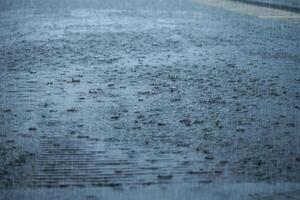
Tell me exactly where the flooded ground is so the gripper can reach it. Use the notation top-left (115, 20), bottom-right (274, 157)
top-left (0, 0), bottom-right (300, 199)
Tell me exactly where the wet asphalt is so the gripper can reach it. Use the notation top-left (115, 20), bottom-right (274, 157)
top-left (0, 0), bottom-right (299, 197)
